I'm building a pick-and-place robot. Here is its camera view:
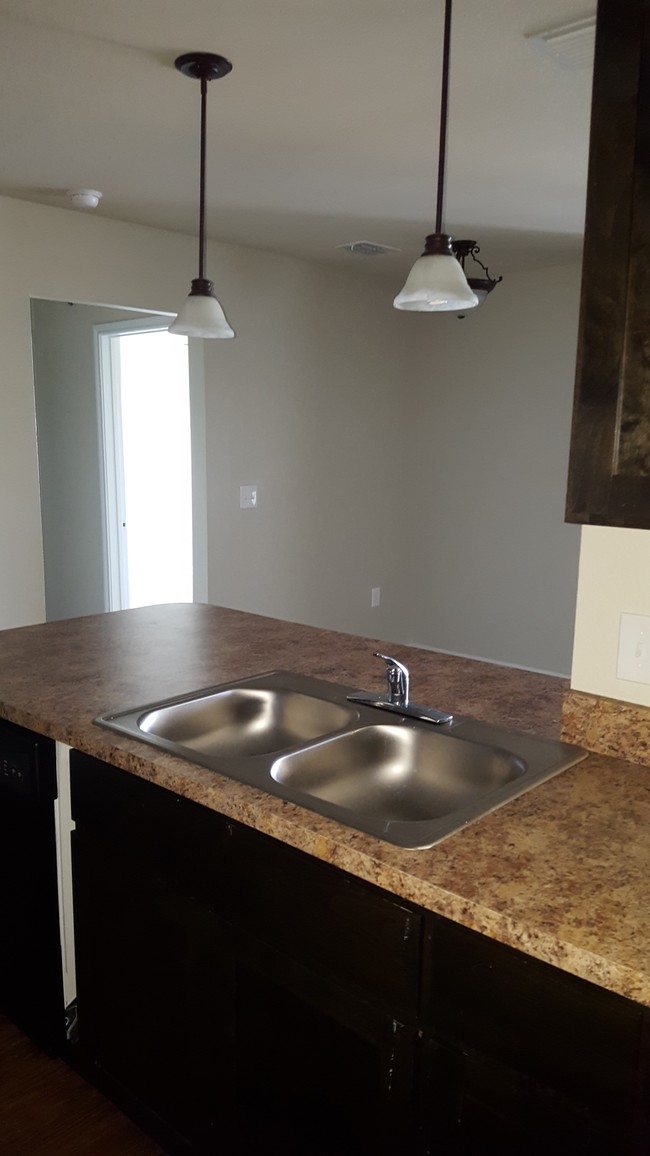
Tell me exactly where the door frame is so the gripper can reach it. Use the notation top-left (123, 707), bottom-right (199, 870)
top-left (94, 317), bottom-right (208, 611)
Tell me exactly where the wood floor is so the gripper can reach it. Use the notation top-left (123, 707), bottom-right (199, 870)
top-left (0, 1015), bottom-right (166, 1155)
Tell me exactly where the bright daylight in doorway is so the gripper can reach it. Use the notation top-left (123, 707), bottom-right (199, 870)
top-left (105, 327), bottom-right (193, 609)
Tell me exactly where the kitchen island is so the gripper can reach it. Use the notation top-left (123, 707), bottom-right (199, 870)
top-left (1, 601), bottom-right (648, 1002)
top-left (1, 603), bottom-right (649, 1153)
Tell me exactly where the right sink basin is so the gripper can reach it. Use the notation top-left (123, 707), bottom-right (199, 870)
top-left (271, 723), bottom-right (525, 823)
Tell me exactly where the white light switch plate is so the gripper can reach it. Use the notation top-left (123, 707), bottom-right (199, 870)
top-left (239, 485), bottom-right (257, 509)
top-left (617, 613), bottom-right (650, 684)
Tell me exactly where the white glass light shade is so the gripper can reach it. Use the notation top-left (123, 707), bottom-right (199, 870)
top-left (169, 287), bottom-right (235, 339)
top-left (470, 286), bottom-right (490, 308)
top-left (394, 254), bottom-right (479, 312)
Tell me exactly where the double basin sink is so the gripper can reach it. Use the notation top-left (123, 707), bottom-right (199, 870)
top-left (96, 671), bottom-right (585, 849)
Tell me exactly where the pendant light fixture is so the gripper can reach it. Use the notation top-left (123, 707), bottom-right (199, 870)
top-left (394, 0), bottom-right (478, 312)
top-left (451, 239), bottom-right (503, 312)
top-left (169, 52), bottom-right (235, 339)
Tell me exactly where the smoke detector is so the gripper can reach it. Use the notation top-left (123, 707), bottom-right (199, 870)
top-left (336, 240), bottom-right (401, 256)
top-left (66, 188), bottom-right (103, 209)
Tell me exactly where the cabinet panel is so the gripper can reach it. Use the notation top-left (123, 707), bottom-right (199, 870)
top-left (223, 823), bottom-right (422, 1018)
top-left (0, 792), bottom-right (64, 1051)
top-left (229, 930), bottom-right (416, 1156)
top-left (443, 1047), bottom-right (626, 1156)
top-left (427, 916), bottom-right (644, 1120)
top-left (566, 0), bottom-right (650, 527)
top-left (71, 752), bottom-right (230, 898)
top-left (72, 826), bottom-right (234, 1150)
top-left (0, 722), bottom-right (63, 1052)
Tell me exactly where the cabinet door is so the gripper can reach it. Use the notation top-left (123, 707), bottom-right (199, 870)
top-left (72, 826), bottom-right (234, 1151)
top-left (223, 822), bottom-right (422, 1019)
top-left (227, 927), bottom-right (417, 1156)
top-left (426, 914), bottom-right (644, 1124)
top-left (420, 1040), bottom-right (640, 1156)
top-left (566, 0), bottom-right (650, 527)
top-left (422, 915), bottom-right (648, 1154)
top-left (0, 794), bottom-right (64, 1052)
top-left (0, 725), bottom-right (63, 1052)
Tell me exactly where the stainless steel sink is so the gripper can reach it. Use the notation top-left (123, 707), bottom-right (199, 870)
top-left (96, 671), bottom-right (586, 849)
top-left (138, 687), bottom-right (354, 758)
top-left (271, 725), bottom-right (524, 822)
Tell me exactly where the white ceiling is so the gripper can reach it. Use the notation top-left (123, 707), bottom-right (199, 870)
top-left (0, 0), bottom-right (595, 279)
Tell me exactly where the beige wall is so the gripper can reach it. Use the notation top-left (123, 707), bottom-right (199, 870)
top-left (0, 196), bottom-right (197, 628)
top-left (1, 193), bottom-right (616, 686)
top-left (202, 252), bottom-right (585, 675)
top-left (571, 526), bottom-right (650, 708)
top-left (0, 194), bottom-right (413, 643)
top-left (202, 248), bottom-right (415, 642)
top-left (404, 262), bottom-right (582, 675)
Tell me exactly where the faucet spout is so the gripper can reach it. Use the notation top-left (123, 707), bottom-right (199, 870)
top-left (373, 652), bottom-right (410, 707)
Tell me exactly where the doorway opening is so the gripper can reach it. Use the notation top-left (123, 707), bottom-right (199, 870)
top-left (97, 320), bottom-right (194, 610)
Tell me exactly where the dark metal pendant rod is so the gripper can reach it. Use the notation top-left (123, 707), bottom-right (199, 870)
top-left (435, 0), bottom-right (453, 234)
top-left (198, 76), bottom-right (208, 282)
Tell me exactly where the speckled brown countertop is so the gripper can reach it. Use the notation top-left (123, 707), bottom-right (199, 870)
top-left (1, 603), bottom-right (649, 1006)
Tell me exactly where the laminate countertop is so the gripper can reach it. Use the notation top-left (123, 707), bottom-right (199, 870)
top-left (1, 604), bottom-right (649, 1006)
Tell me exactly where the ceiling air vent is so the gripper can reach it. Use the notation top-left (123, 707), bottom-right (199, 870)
top-left (526, 15), bottom-right (596, 70)
top-left (336, 240), bottom-right (401, 256)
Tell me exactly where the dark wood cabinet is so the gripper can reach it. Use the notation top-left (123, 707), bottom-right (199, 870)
top-left (221, 821), bottom-right (423, 1020)
top-left (0, 720), bottom-right (64, 1053)
top-left (420, 916), bottom-right (649, 1155)
top-left (424, 1045), bottom-right (624, 1156)
top-left (566, 0), bottom-right (650, 528)
top-left (70, 753), bottom-right (418, 1154)
top-left (228, 937), bottom-right (416, 1155)
top-left (69, 752), bottom-right (650, 1154)
top-left (72, 825), bottom-right (234, 1151)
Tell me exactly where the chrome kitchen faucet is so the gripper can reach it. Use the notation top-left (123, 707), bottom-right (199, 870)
top-left (347, 652), bottom-right (454, 726)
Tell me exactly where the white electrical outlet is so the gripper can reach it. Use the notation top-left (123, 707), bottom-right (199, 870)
top-left (617, 613), bottom-right (650, 684)
top-left (371, 587), bottom-right (381, 608)
top-left (239, 485), bottom-right (257, 509)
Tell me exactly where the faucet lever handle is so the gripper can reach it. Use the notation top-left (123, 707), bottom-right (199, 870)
top-left (373, 652), bottom-right (410, 707)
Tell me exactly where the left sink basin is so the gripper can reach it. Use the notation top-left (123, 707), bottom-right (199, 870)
top-left (97, 673), bottom-right (356, 759)
top-left (138, 687), bottom-right (353, 758)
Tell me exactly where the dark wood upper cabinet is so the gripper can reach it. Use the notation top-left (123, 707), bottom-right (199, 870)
top-left (566, 0), bottom-right (650, 528)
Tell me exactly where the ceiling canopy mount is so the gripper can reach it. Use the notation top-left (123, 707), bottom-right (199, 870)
top-left (174, 53), bottom-right (233, 83)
